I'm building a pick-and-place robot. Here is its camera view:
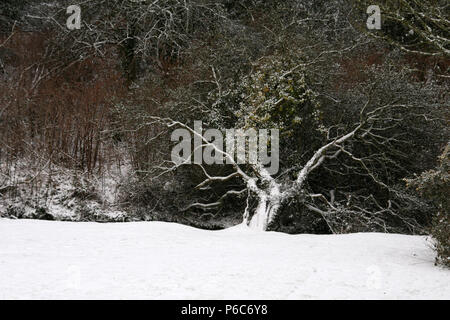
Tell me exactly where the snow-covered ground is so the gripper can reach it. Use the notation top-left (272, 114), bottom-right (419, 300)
top-left (0, 219), bottom-right (449, 299)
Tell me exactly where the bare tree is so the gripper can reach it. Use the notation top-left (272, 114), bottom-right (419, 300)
top-left (145, 93), bottom-right (429, 231)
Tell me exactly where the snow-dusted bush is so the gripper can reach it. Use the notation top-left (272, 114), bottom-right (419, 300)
top-left (237, 55), bottom-right (325, 164)
top-left (406, 144), bottom-right (450, 267)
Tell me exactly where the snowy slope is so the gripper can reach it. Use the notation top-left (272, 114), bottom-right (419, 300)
top-left (0, 219), bottom-right (448, 299)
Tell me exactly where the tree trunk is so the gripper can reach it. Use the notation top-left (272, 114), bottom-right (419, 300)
top-left (244, 181), bottom-right (282, 231)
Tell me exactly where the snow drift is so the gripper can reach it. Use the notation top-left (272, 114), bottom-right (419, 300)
top-left (0, 219), bottom-right (448, 299)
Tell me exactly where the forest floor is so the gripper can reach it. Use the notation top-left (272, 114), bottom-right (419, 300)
top-left (0, 218), bottom-right (449, 299)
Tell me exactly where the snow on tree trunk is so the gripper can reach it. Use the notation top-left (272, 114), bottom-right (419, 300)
top-left (248, 194), bottom-right (281, 230)
top-left (244, 175), bottom-right (282, 231)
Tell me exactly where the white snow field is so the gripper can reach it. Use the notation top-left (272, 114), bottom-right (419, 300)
top-left (0, 218), bottom-right (449, 300)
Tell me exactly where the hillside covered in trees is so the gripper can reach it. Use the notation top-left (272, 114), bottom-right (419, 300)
top-left (0, 0), bottom-right (448, 266)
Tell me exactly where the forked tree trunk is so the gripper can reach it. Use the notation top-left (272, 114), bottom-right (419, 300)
top-left (242, 123), bottom-right (365, 230)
